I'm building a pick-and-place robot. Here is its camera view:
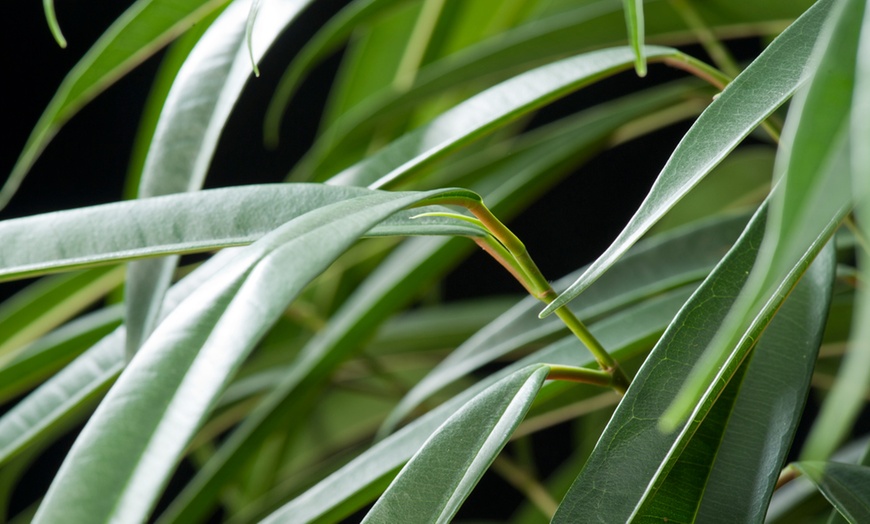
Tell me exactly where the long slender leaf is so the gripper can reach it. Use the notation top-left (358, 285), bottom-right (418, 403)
top-left (623, 0), bottom-right (646, 76)
top-left (0, 266), bottom-right (123, 367)
top-left (662, 0), bottom-right (858, 432)
top-left (126, 0), bottom-right (317, 357)
top-left (541, 0), bottom-right (835, 317)
top-left (0, 184), bottom-right (482, 282)
top-left (0, 249), bottom-right (239, 468)
top-left (326, 45), bottom-right (683, 188)
top-left (552, 199), bottom-right (833, 522)
top-left (31, 188), bottom-right (473, 524)
top-left (157, 85), bottom-right (695, 523)
top-left (362, 365), bottom-right (549, 523)
top-left (793, 462), bottom-right (870, 524)
top-left (2, 0), bottom-right (230, 209)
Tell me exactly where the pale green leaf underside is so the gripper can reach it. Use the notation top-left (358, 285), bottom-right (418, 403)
top-left (32, 189), bottom-right (472, 524)
top-left (0, 184), bottom-right (483, 282)
top-left (541, 0), bottom-right (834, 317)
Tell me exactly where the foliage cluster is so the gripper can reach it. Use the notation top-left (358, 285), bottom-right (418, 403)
top-left (1, 0), bottom-right (869, 522)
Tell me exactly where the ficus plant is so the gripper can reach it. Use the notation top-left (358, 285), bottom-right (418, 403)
top-left (1, 0), bottom-right (869, 522)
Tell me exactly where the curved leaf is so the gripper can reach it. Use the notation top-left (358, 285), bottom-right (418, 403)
top-left (541, 0), bottom-right (835, 317)
top-left (2, 0), bottom-right (230, 209)
top-left (0, 184), bottom-right (483, 282)
top-left (264, 0), bottom-right (411, 146)
top-left (362, 365), bottom-right (549, 523)
top-left (793, 462), bottom-right (870, 524)
top-left (127, 0), bottom-right (316, 356)
top-left (155, 85), bottom-right (696, 523)
top-left (663, 0), bottom-right (858, 432)
top-left (0, 249), bottom-right (238, 468)
top-left (552, 200), bottom-right (833, 522)
top-left (623, 0), bottom-right (646, 76)
top-left (32, 188), bottom-right (473, 524)
top-left (326, 45), bottom-right (682, 188)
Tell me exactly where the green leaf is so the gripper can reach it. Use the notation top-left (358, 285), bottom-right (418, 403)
top-left (0, 249), bottom-right (236, 468)
top-left (362, 365), bottom-right (549, 523)
top-left (0, 184), bottom-right (483, 282)
top-left (3, 0), bottom-right (230, 209)
top-left (541, 0), bottom-right (835, 318)
top-left (264, 0), bottom-right (411, 146)
top-left (30, 188), bottom-right (472, 524)
top-left (156, 85), bottom-right (696, 523)
top-left (326, 45), bottom-right (683, 188)
top-left (623, 0), bottom-right (646, 76)
top-left (126, 0), bottom-right (316, 356)
top-left (0, 266), bottom-right (123, 367)
top-left (42, 0), bottom-right (67, 48)
top-left (552, 201), bottom-right (834, 522)
top-left (0, 305), bottom-right (122, 405)
top-left (379, 211), bottom-right (749, 435)
top-left (297, 0), bottom-right (813, 179)
top-left (662, 0), bottom-right (858, 432)
top-left (260, 318), bottom-right (620, 524)
top-left (793, 462), bottom-right (870, 524)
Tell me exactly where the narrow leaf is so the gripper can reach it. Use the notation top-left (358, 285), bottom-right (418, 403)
top-left (623, 0), bottom-right (646, 76)
top-left (662, 0), bottom-right (858, 432)
top-left (264, 0), bottom-right (416, 146)
top-left (0, 184), bottom-right (482, 282)
top-left (326, 45), bottom-right (682, 188)
top-left (31, 189), bottom-right (473, 524)
top-left (552, 200), bottom-right (833, 522)
top-left (3, 0), bottom-right (230, 209)
top-left (541, 0), bottom-right (835, 317)
top-left (246, 0), bottom-right (263, 77)
top-left (126, 0), bottom-right (316, 356)
top-left (362, 365), bottom-right (549, 523)
top-left (793, 462), bottom-right (870, 524)
top-left (42, 0), bottom-right (67, 48)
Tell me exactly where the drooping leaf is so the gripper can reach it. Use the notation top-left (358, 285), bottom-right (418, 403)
top-left (362, 365), bottom-right (549, 523)
top-left (552, 201), bottom-right (834, 522)
top-left (42, 0), bottom-right (67, 48)
top-left (126, 0), bottom-right (317, 356)
top-left (662, 0), bottom-right (858, 432)
top-left (623, 0), bottom-right (646, 76)
top-left (30, 188), bottom-right (475, 524)
top-left (0, 184), bottom-right (483, 282)
top-left (0, 249), bottom-right (238, 468)
top-left (295, 0), bottom-right (814, 179)
top-left (2, 0), bottom-right (231, 209)
top-left (156, 84), bottom-right (699, 523)
top-left (793, 462), bottom-right (870, 524)
top-left (541, 0), bottom-right (835, 317)
top-left (325, 45), bottom-right (685, 188)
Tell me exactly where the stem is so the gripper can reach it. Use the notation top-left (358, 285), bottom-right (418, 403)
top-left (668, 0), bottom-right (741, 78)
top-left (427, 195), bottom-right (630, 393)
top-left (491, 456), bottom-right (559, 518)
top-left (546, 365), bottom-right (614, 388)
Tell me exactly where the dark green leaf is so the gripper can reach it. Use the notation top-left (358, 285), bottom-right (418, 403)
top-left (793, 462), bottom-right (870, 524)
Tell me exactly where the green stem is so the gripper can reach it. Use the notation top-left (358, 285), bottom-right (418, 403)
top-left (668, 0), bottom-right (741, 78)
top-left (546, 365), bottom-right (615, 388)
top-left (427, 195), bottom-right (630, 393)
